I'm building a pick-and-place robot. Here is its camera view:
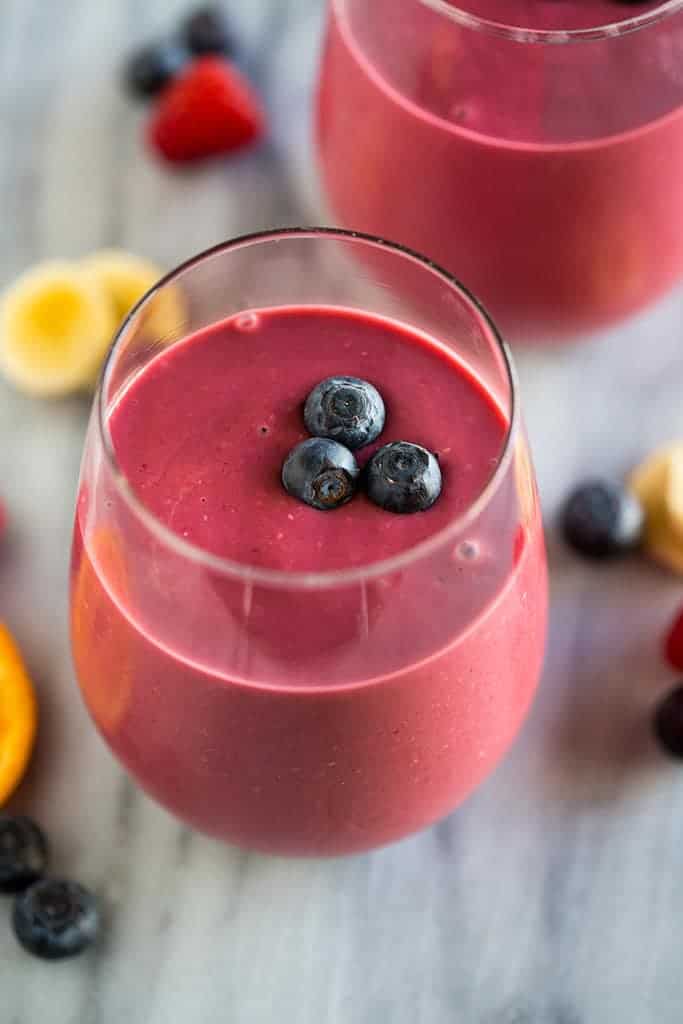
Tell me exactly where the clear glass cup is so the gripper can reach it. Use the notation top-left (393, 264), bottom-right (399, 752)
top-left (316, 1), bottom-right (683, 342)
top-left (70, 228), bottom-right (547, 856)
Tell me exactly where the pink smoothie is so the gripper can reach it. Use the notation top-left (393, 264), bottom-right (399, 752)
top-left (71, 305), bottom-right (546, 855)
top-left (317, 0), bottom-right (683, 340)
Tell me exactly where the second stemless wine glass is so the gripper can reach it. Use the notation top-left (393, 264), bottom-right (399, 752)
top-left (70, 228), bottom-right (547, 856)
top-left (317, 0), bottom-right (683, 342)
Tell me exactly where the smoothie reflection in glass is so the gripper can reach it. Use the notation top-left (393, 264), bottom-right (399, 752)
top-left (317, 1), bottom-right (683, 342)
top-left (70, 229), bottom-right (547, 856)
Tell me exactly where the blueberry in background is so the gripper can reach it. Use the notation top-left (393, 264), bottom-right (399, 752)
top-left (282, 438), bottom-right (359, 511)
top-left (180, 5), bottom-right (235, 57)
top-left (365, 441), bottom-right (442, 514)
top-left (0, 816), bottom-right (48, 895)
top-left (13, 879), bottom-right (100, 960)
top-left (304, 376), bottom-right (386, 451)
top-left (124, 42), bottom-right (189, 100)
top-left (562, 479), bottom-right (644, 560)
top-left (653, 686), bottom-right (683, 759)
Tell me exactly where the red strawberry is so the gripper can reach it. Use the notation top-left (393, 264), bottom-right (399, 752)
top-left (665, 605), bottom-right (683, 672)
top-left (148, 57), bottom-right (265, 163)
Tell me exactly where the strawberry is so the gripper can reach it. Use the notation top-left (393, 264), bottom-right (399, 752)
top-left (665, 605), bottom-right (683, 672)
top-left (148, 57), bottom-right (265, 163)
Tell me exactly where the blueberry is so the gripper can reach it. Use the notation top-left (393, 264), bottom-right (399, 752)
top-left (365, 441), bottom-right (442, 514)
top-left (180, 6), bottom-right (235, 57)
top-left (124, 42), bottom-right (188, 99)
top-left (0, 816), bottom-right (48, 895)
top-left (562, 480), bottom-right (644, 560)
top-left (13, 879), bottom-right (100, 960)
top-left (654, 686), bottom-right (683, 759)
top-left (282, 438), bottom-right (359, 511)
top-left (304, 376), bottom-right (386, 451)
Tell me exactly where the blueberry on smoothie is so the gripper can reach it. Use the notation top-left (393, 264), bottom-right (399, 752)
top-left (365, 441), bottom-right (442, 514)
top-left (304, 376), bottom-right (385, 451)
top-left (282, 438), bottom-right (359, 510)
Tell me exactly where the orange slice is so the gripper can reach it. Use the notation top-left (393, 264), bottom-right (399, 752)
top-left (0, 625), bottom-right (38, 807)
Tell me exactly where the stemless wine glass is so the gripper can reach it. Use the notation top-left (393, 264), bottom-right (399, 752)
top-left (317, 1), bottom-right (683, 342)
top-left (70, 228), bottom-right (547, 857)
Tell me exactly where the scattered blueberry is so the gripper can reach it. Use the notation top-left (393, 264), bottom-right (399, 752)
top-left (124, 42), bottom-right (188, 99)
top-left (282, 438), bottom-right (359, 511)
top-left (13, 879), bottom-right (100, 960)
top-left (0, 816), bottom-right (48, 895)
top-left (365, 441), bottom-right (442, 514)
top-left (304, 376), bottom-right (386, 451)
top-left (562, 480), bottom-right (644, 560)
top-left (654, 686), bottom-right (683, 759)
top-left (180, 5), bottom-right (235, 57)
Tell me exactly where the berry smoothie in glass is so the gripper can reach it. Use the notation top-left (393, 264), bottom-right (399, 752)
top-left (70, 229), bottom-right (547, 856)
top-left (317, 1), bottom-right (683, 342)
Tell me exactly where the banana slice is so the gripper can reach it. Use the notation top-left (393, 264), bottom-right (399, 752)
top-left (629, 443), bottom-right (683, 574)
top-left (645, 529), bottom-right (683, 576)
top-left (0, 262), bottom-right (116, 397)
top-left (84, 250), bottom-right (186, 345)
top-left (666, 451), bottom-right (683, 541)
top-left (630, 443), bottom-right (681, 505)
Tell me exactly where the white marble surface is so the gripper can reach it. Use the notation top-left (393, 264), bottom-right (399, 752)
top-left (2, 1), bottom-right (683, 1021)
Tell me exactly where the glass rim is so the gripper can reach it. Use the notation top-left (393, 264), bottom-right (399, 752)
top-left (417, 0), bottom-right (683, 43)
top-left (98, 226), bottom-right (519, 590)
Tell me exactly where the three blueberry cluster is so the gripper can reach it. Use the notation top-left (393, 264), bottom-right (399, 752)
top-left (282, 376), bottom-right (442, 514)
top-left (0, 815), bottom-right (99, 960)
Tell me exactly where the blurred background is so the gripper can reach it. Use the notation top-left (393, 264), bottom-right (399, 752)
top-left (2, 1), bottom-right (683, 1021)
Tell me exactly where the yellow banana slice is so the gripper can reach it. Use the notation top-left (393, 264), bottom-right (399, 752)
top-left (629, 442), bottom-right (683, 574)
top-left (83, 250), bottom-right (186, 346)
top-left (630, 443), bottom-right (680, 506)
top-left (0, 262), bottom-right (116, 397)
top-left (644, 528), bottom-right (683, 575)
top-left (666, 451), bottom-right (683, 541)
